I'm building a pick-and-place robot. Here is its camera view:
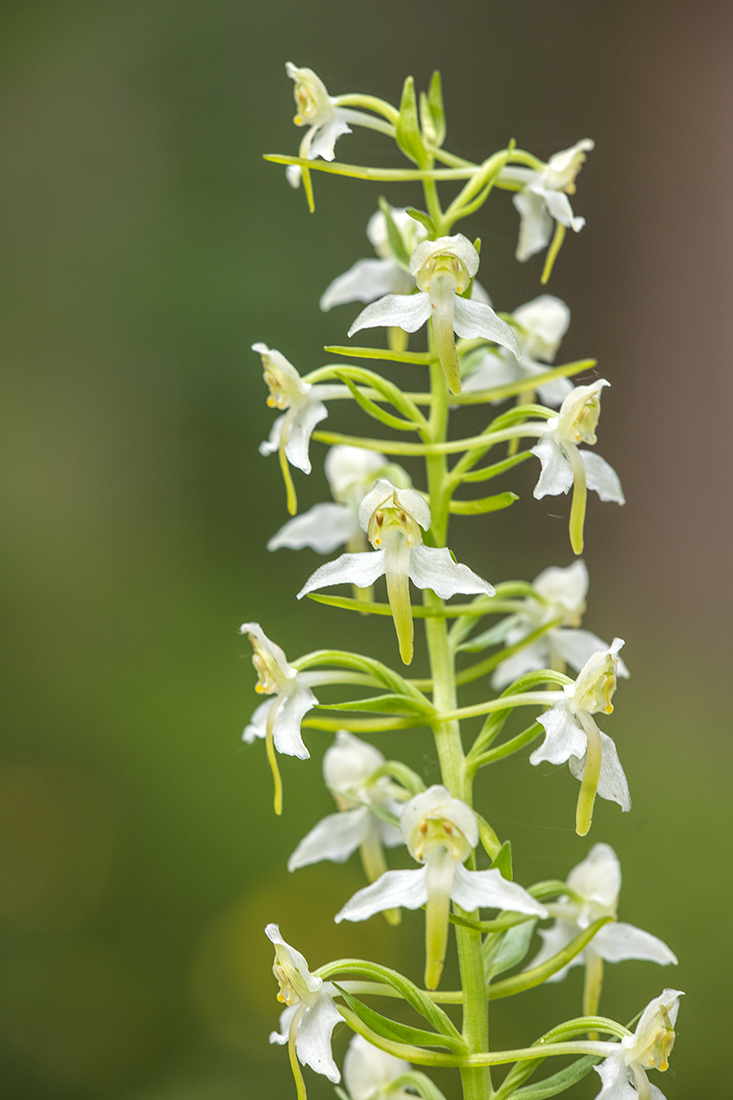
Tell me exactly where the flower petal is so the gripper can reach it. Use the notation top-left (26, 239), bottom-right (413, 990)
top-left (593, 922), bottom-right (678, 966)
top-left (269, 1003), bottom-right (299, 1046)
top-left (567, 843), bottom-right (621, 908)
top-left (273, 685), bottom-right (317, 759)
top-left (551, 629), bottom-right (614, 675)
top-left (284, 399), bottom-right (329, 474)
top-left (513, 190), bottom-right (554, 261)
top-left (593, 1053), bottom-right (638, 1100)
top-left (259, 414), bottom-right (285, 457)
top-left (320, 258), bottom-right (413, 311)
top-left (288, 807), bottom-right (371, 870)
top-left (297, 550), bottom-right (387, 597)
top-left (533, 185), bottom-right (585, 233)
top-left (513, 295), bottom-right (570, 361)
top-left (348, 292), bottom-right (431, 337)
top-left (531, 435), bottom-right (574, 499)
top-left (268, 503), bottom-right (360, 553)
top-left (453, 297), bottom-right (521, 358)
top-left (462, 348), bottom-right (522, 393)
top-left (531, 704), bottom-right (587, 766)
top-left (334, 867), bottom-right (428, 922)
top-left (243, 697), bottom-right (275, 743)
top-left (536, 374), bottom-right (575, 408)
top-left (296, 994), bottom-right (343, 1082)
top-left (568, 731), bottom-right (631, 811)
top-left (451, 865), bottom-right (548, 916)
top-left (581, 451), bottom-right (625, 504)
top-left (491, 641), bottom-right (550, 690)
top-left (408, 545), bottom-right (494, 599)
top-left (525, 921), bottom-right (578, 982)
top-left (343, 1034), bottom-right (410, 1100)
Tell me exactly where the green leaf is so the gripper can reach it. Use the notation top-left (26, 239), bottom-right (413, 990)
top-left (426, 71), bottom-right (446, 145)
top-left (392, 1071), bottom-right (449, 1100)
top-left (396, 76), bottom-right (428, 167)
top-left (449, 491), bottom-right (518, 515)
top-left (322, 693), bottom-right (433, 717)
top-left (456, 615), bottom-right (521, 653)
top-left (305, 593), bottom-right (496, 619)
top-left (489, 917), bottom-right (613, 1000)
top-left (370, 760), bottom-right (426, 796)
top-left (484, 919), bottom-right (537, 982)
top-left (334, 1088), bottom-right (350, 1100)
top-left (459, 451), bottom-right (533, 484)
top-left (334, 372), bottom-right (420, 432)
top-left (378, 196), bottom-right (412, 268)
top-left (492, 841), bottom-right (513, 881)
top-left (510, 1055), bottom-right (599, 1099)
top-left (528, 880), bottom-right (584, 903)
top-left (324, 344), bottom-right (430, 365)
top-left (405, 207), bottom-right (436, 234)
top-left (474, 810), bottom-right (502, 859)
top-left (335, 987), bottom-right (467, 1053)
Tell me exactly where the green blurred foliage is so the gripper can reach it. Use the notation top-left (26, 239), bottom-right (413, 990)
top-left (0, 0), bottom-right (730, 1097)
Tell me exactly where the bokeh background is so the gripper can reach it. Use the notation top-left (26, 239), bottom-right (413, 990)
top-left (1, 1), bottom-right (730, 1096)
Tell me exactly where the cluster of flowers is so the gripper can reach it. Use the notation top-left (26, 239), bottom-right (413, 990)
top-left (239, 63), bottom-right (683, 1100)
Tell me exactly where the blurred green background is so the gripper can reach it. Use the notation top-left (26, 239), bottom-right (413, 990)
top-left (0, 1), bottom-right (730, 1096)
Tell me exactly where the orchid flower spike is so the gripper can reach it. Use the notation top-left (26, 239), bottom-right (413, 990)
top-left (343, 1034), bottom-right (412, 1100)
top-left (253, 342), bottom-right (329, 515)
top-left (285, 64), bottom-right (352, 191)
top-left (241, 622), bottom-right (319, 814)
top-left (288, 731), bottom-right (407, 924)
top-left (532, 379), bottom-right (624, 554)
top-left (348, 235), bottom-right (520, 395)
top-left (335, 785), bottom-right (547, 989)
top-left (529, 843), bottom-right (677, 1014)
top-left (266, 923), bottom-right (342, 1087)
top-left (491, 560), bottom-right (630, 689)
top-left (297, 479), bottom-right (494, 665)
top-left (593, 988), bottom-right (683, 1100)
top-left (268, 446), bottom-right (409, 560)
top-left (531, 639), bottom-right (630, 835)
top-left (462, 294), bottom-right (573, 407)
top-left (501, 139), bottom-right (594, 281)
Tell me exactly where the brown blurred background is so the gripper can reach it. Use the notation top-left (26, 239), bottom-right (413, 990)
top-left (0, 1), bottom-right (730, 1096)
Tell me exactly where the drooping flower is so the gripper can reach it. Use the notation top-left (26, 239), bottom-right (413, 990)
top-left (288, 731), bottom-right (406, 923)
top-left (531, 639), bottom-right (630, 835)
top-left (335, 785), bottom-right (547, 989)
top-left (297, 479), bottom-right (494, 664)
top-left (531, 379), bottom-right (624, 553)
top-left (491, 560), bottom-right (630, 689)
top-left (348, 235), bottom-right (519, 395)
top-left (501, 140), bottom-right (594, 266)
top-left (254, 342), bottom-right (328, 477)
top-left (593, 988), bottom-right (683, 1100)
top-left (241, 622), bottom-right (319, 813)
top-left (342, 1034), bottom-right (412, 1100)
top-left (268, 446), bottom-right (407, 556)
top-left (266, 923), bottom-right (343, 1084)
top-left (462, 294), bottom-right (573, 406)
top-left (528, 843), bottom-right (677, 984)
top-left (284, 64), bottom-right (353, 189)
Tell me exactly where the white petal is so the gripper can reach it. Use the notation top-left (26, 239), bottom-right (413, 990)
top-left (451, 865), bottom-right (547, 916)
top-left (513, 295), bottom-right (570, 361)
top-left (297, 550), bottom-right (387, 597)
top-left (335, 867), bottom-right (428, 922)
top-left (273, 685), bottom-right (317, 759)
top-left (594, 1054), bottom-right (637, 1100)
top-left (531, 704), bottom-right (587, 766)
top-left (536, 375), bottom-right (574, 408)
top-left (491, 641), bottom-right (550, 690)
top-left (470, 279), bottom-right (492, 305)
top-left (296, 995), bottom-right (343, 1082)
top-left (453, 297), bottom-right (521, 358)
top-left (284, 399), bottom-right (328, 474)
top-left (242, 697), bottom-right (275, 743)
top-left (513, 190), bottom-right (554, 261)
top-left (550, 629), bottom-right (612, 674)
top-left (288, 807), bottom-right (371, 870)
top-left (348, 292), bottom-right (431, 337)
top-left (309, 113), bottom-right (352, 161)
top-left (567, 843), bottom-right (621, 908)
top-left (531, 435), bottom-right (574, 499)
top-left (534, 186), bottom-right (585, 233)
top-left (344, 1034), bottom-right (410, 1100)
top-left (568, 731), bottom-right (631, 811)
top-left (286, 164), bottom-right (302, 189)
top-left (268, 503), bottom-right (360, 553)
top-left (270, 1003), bottom-right (299, 1045)
top-left (259, 414), bottom-right (285, 457)
top-left (581, 451), bottom-right (625, 504)
top-left (462, 349), bottom-right (522, 393)
top-left (408, 545), bottom-right (494, 599)
top-left (534, 559), bottom-right (589, 607)
top-left (593, 922), bottom-right (678, 966)
top-left (323, 729), bottom-right (385, 790)
top-left (320, 258), bottom-right (413, 311)
top-left (526, 921), bottom-right (578, 982)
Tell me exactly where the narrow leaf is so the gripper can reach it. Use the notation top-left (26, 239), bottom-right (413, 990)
top-left (426, 70), bottom-right (446, 145)
top-left (484, 919), bottom-right (538, 981)
top-left (378, 195), bottom-right (412, 268)
top-left (334, 372), bottom-right (419, 432)
top-left (492, 841), bottom-right (513, 881)
top-left (474, 810), bottom-right (503, 859)
top-left (324, 344), bottom-right (430, 365)
top-left (456, 614), bottom-right (521, 653)
top-left (449, 491), bottom-right (518, 515)
top-left (405, 207), bottom-right (436, 234)
top-left (511, 1055), bottom-right (599, 1100)
top-left (335, 987), bottom-right (466, 1053)
top-left (396, 76), bottom-right (428, 167)
top-left (321, 693), bottom-right (432, 717)
top-left (392, 1072), bottom-right (449, 1100)
top-left (370, 760), bottom-right (426, 796)
top-left (489, 917), bottom-right (612, 1000)
top-left (459, 452), bottom-right (533, 484)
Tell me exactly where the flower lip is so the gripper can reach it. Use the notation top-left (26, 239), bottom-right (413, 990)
top-left (358, 479), bottom-right (431, 549)
top-left (400, 785), bottom-right (478, 863)
top-left (285, 63), bottom-right (332, 127)
top-left (240, 621), bottom-right (297, 694)
top-left (555, 378), bottom-right (609, 446)
top-left (543, 138), bottom-right (595, 192)
top-left (266, 922), bottom-right (323, 1005)
top-left (252, 342), bottom-right (310, 410)
top-left (410, 234), bottom-right (480, 293)
top-left (567, 637), bottom-right (624, 716)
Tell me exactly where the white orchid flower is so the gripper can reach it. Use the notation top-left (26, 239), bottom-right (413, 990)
top-left (335, 785), bottom-right (547, 989)
top-left (284, 64), bottom-right (353, 189)
top-left (266, 923), bottom-right (343, 1084)
top-left (268, 446), bottom-right (404, 556)
top-left (531, 639), bottom-right (630, 835)
top-left (531, 379), bottom-right (624, 554)
top-left (593, 988), bottom-right (683, 1100)
top-left (320, 206), bottom-right (427, 310)
top-left (529, 843), bottom-right (677, 989)
top-left (343, 1034), bottom-right (412, 1100)
top-left (492, 560), bottom-right (629, 689)
top-left (288, 731), bottom-right (406, 923)
top-left (241, 622), bottom-right (320, 814)
top-left (501, 140), bottom-right (594, 265)
top-left (462, 294), bottom-right (573, 407)
top-left (348, 235), bottom-right (519, 395)
top-left (254, 342), bottom-right (328, 485)
top-left (297, 479), bottom-right (494, 665)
